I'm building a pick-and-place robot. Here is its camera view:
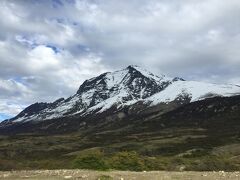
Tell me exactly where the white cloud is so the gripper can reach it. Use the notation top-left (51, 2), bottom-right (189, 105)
top-left (0, 79), bottom-right (32, 116)
top-left (28, 45), bottom-right (61, 71)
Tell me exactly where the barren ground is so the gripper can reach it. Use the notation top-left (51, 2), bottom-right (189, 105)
top-left (0, 170), bottom-right (240, 180)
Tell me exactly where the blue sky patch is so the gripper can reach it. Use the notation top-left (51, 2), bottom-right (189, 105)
top-left (0, 113), bottom-right (12, 122)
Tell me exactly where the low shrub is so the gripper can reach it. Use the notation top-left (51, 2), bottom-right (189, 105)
top-left (73, 150), bottom-right (109, 170)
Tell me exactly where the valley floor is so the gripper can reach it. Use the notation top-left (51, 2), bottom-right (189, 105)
top-left (0, 170), bottom-right (240, 180)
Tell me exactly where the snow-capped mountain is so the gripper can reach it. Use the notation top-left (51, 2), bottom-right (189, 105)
top-left (4, 65), bottom-right (240, 124)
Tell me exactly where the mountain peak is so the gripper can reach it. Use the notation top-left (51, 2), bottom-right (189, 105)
top-left (76, 65), bottom-right (171, 96)
top-left (126, 65), bottom-right (140, 69)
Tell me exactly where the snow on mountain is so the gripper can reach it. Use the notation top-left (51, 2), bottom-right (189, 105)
top-left (74, 65), bottom-right (173, 112)
top-left (5, 65), bottom-right (240, 124)
top-left (147, 81), bottom-right (240, 105)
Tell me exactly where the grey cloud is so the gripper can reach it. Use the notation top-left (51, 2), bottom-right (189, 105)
top-left (0, 0), bottom-right (240, 117)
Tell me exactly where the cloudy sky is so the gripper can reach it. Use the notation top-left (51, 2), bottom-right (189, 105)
top-left (0, 0), bottom-right (240, 120)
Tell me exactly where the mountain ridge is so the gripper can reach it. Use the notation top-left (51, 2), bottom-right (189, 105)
top-left (1, 65), bottom-right (240, 126)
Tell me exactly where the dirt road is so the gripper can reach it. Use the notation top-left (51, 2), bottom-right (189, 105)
top-left (0, 170), bottom-right (240, 180)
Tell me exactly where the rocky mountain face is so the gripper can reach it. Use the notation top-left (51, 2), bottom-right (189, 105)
top-left (1, 65), bottom-right (240, 133)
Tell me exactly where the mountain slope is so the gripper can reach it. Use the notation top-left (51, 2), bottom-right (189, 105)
top-left (1, 94), bottom-right (240, 171)
top-left (1, 65), bottom-right (240, 127)
top-left (147, 81), bottom-right (240, 105)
